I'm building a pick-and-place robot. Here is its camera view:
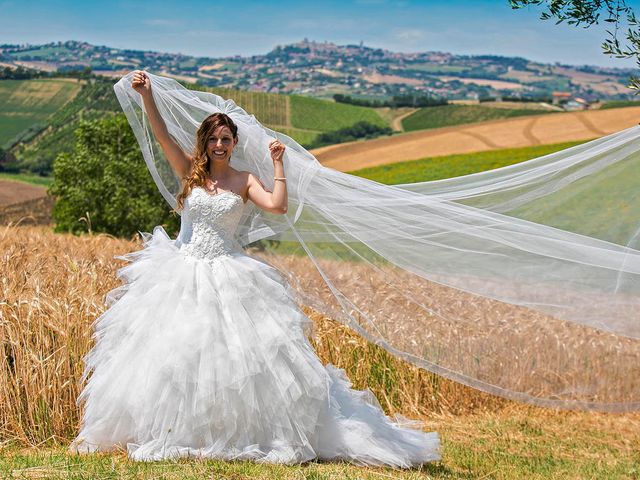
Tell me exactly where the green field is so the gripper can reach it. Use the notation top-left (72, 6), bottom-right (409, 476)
top-left (0, 172), bottom-right (53, 187)
top-left (0, 79), bottom-right (81, 147)
top-left (9, 46), bottom-right (75, 59)
top-left (158, 86), bottom-right (390, 146)
top-left (600, 99), bottom-right (640, 109)
top-left (191, 85), bottom-right (289, 127)
top-left (504, 147), bottom-right (640, 244)
top-left (3, 77), bottom-right (395, 173)
top-left (10, 79), bottom-right (120, 174)
top-left (349, 140), bottom-right (588, 184)
top-left (5, 141), bottom-right (591, 190)
top-left (349, 138), bottom-right (640, 245)
top-left (274, 127), bottom-right (321, 146)
top-left (401, 104), bottom-right (554, 132)
top-left (239, 139), bottom-right (602, 259)
top-left (290, 94), bottom-right (387, 132)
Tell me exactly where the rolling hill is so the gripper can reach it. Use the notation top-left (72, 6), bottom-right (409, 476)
top-left (401, 104), bottom-right (556, 132)
top-left (0, 78), bottom-right (81, 147)
top-left (312, 106), bottom-right (640, 171)
top-left (3, 71), bottom-right (638, 178)
top-left (2, 39), bottom-right (636, 101)
top-left (1, 76), bottom-right (388, 175)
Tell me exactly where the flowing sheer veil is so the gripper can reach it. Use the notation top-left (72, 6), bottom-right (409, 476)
top-left (114, 71), bottom-right (640, 412)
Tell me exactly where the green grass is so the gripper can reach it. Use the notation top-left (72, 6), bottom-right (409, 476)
top-left (349, 138), bottom-right (640, 245)
top-left (184, 86), bottom-right (382, 146)
top-left (123, 84), bottom-right (336, 147)
top-left (9, 46), bottom-right (76, 59)
top-left (505, 148), bottom-right (640, 244)
top-left (350, 140), bottom-right (588, 185)
top-left (261, 140), bottom-right (605, 260)
top-left (401, 104), bottom-right (554, 132)
top-left (0, 446), bottom-right (440, 480)
top-left (274, 127), bottom-right (321, 147)
top-left (0, 408), bottom-right (637, 479)
top-left (0, 172), bottom-right (53, 187)
top-left (0, 79), bottom-right (81, 146)
top-left (11, 80), bottom-right (120, 174)
top-left (290, 95), bottom-right (387, 132)
top-left (0, 116), bottom-right (41, 147)
top-left (600, 99), bottom-right (640, 110)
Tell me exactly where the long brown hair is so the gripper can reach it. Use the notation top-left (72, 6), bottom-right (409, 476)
top-left (176, 112), bottom-right (238, 210)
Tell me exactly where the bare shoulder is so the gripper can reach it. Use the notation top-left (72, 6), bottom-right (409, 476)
top-left (234, 170), bottom-right (256, 185)
top-left (245, 171), bottom-right (269, 191)
top-left (228, 169), bottom-right (249, 181)
top-left (228, 169), bottom-right (256, 196)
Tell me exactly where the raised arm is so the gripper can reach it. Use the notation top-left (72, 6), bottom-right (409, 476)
top-left (131, 71), bottom-right (192, 178)
top-left (246, 140), bottom-right (288, 214)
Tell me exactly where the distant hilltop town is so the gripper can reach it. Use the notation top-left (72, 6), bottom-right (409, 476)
top-left (1, 39), bottom-right (637, 102)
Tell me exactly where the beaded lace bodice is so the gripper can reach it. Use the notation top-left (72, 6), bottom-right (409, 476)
top-left (177, 187), bottom-right (245, 262)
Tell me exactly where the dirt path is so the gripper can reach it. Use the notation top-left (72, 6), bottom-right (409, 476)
top-left (522, 117), bottom-right (541, 145)
top-left (391, 108), bottom-right (419, 132)
top-left (456, 129), bottom-right (501, 150)
top-left (311, 107), bottom-right (640, 172)
top-left (574, 111), bottom-right (608, 136)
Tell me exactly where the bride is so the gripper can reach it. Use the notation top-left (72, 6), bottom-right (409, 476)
top-left (69, 70), bottom-right (441, 466)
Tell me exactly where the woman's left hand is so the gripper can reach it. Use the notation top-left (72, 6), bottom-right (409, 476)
top-left (269, 140), bottom-right (285, 163)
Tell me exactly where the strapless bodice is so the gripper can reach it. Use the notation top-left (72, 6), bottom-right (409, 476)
top-left (176, 187), bottom-right (246, 262)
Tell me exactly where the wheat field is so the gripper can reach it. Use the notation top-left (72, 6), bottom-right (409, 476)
top-left (0, 223), bottom-right (507, 446)
top-left (312, 106), bottom-right (640, 171)
top-left (1, 223), bottom-right (639, 478)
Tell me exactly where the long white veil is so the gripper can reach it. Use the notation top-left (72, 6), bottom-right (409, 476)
top-left (114, 72), bottom-right (640, 412)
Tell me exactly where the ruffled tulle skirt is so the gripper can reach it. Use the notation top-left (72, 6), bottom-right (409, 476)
top-left (69, 226), bottom-right (440, 467)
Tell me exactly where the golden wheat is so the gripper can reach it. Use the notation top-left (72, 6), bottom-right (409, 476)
top-left (8, 222), bottom-right (640, 449)
top-left (0, 224), bottom-right (515, 446)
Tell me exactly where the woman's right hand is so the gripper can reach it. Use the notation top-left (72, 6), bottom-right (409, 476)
top-left (132, 70), bottom-right (151, 96)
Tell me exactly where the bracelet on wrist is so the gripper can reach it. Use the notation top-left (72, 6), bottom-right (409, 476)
top-left (274, 177), bottom-right (286, 181)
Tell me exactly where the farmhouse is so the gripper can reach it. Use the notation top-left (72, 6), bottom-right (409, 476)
top-left (552, 92), bottom-right (590, 110)
top-left (551, 91), bottom-right (572, 105)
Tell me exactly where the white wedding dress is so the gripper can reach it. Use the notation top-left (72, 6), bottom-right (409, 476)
top-left (69, 186), bottom-right (441, 467)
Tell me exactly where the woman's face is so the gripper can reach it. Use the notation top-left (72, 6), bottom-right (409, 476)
top-left (206, 125), bottom-right (237, 163)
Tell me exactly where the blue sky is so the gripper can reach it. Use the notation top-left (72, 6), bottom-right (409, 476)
top-left (2, 0), bottom-right (640, 68)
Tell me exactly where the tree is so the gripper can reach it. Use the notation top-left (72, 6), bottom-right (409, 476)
top-left (49, 115), bottom-right (179, 237)
top-left (509, 0), bottom-right (640, 88)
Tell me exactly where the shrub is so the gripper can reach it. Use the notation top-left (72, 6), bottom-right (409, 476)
top-left (309, 121), bottom-right (393, 148)
top-left (49, 114), bottom-right (179, 237)
top-left (333, 93), bottom-right (448, 108)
